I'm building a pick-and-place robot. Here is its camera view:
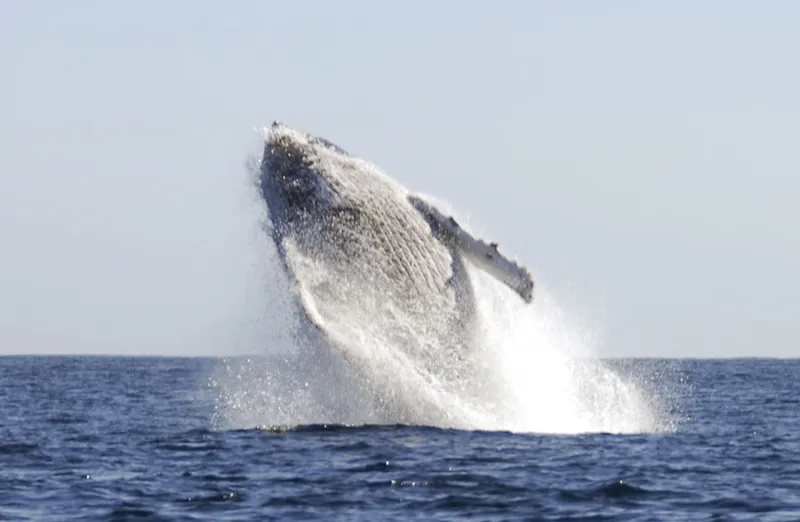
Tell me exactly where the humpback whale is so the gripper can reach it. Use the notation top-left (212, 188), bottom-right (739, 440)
top-left (257, 122), bottom-right (534, 414)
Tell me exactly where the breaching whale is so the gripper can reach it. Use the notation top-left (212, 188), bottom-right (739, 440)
top-left (257, 122), bottom-right (534, 413)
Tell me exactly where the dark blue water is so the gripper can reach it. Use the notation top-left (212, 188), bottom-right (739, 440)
top-left (1, 356), bottom-right (798, 521)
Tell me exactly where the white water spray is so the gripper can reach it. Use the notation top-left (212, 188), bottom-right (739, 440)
top-left (210, 159), bottom-right (675, 435)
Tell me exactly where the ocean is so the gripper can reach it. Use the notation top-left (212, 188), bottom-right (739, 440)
top-left (1, 356), bottom-right (798, 521)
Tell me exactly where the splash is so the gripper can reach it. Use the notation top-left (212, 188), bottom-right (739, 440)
top-left (467, 270), bottom-right (670, 434)
top-left (210, 161), bottom-right (676, 435)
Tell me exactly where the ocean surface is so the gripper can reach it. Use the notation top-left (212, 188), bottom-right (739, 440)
top-left (1, 356), bottom-right (799, 521)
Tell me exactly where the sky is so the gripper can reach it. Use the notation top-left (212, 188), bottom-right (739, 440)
top-left (1, 1), bottom-right (797, 358)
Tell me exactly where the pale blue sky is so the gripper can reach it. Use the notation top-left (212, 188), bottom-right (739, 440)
top-left (1, 2), bottom-right (797, 357)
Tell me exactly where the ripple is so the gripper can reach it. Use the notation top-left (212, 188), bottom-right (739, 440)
top-left (106, 502), bottom-right (165, 521)
top-left (559, 479), bottom-right (674, 502)
top-left (184, 491), bottom-right (243, 503)
top-left (0, 443), bottom-right (38, 455)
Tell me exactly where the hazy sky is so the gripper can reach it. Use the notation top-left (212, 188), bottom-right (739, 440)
top-left (1, 2), bottom-right (797, 357)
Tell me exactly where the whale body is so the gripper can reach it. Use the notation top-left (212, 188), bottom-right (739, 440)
top-left (256, 122), bottom-right (534, 414)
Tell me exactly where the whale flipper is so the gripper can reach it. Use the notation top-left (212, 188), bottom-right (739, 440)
top-left (408, 195), bottom-right (534, 304)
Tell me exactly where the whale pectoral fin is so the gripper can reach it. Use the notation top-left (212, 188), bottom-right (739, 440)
top-left (408, 194), bottom-right (535, 304)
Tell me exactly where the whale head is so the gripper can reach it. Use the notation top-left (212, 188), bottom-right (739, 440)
top-left (258, 122), bottom-right (354, 228)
